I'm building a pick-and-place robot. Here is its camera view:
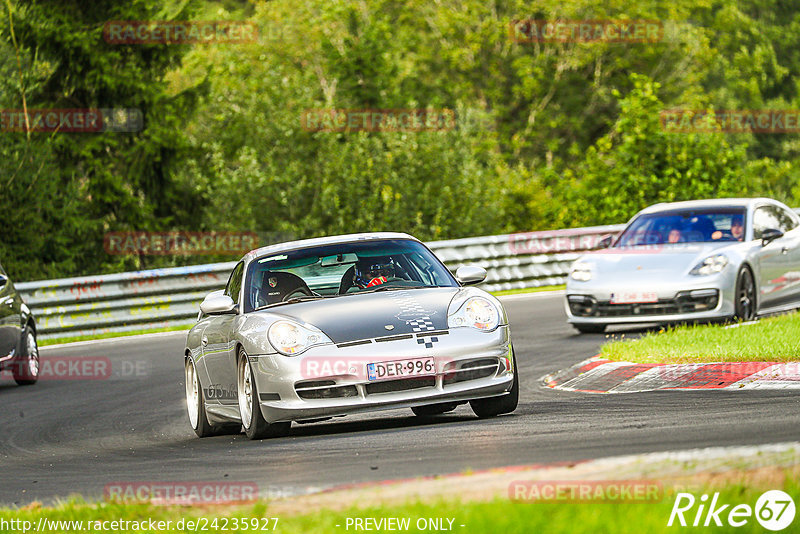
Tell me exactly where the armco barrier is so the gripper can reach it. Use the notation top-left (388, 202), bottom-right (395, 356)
top-left (16, 225), bottom-right (624, 340)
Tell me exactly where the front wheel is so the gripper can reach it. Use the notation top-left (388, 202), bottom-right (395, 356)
top-left (238, 348), bottom-right (290, 440)
top-left (13, 327), bottom-right (39, 386)
top-left (470, 350), bottom-right (519, 418)
top-left (733, 266), bottom-right (756, 322)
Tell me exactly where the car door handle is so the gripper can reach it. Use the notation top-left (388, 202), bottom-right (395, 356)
top-left (782, 246), bottom-right (789, 255)
top-left (202, 336), bottom-right (208, 346)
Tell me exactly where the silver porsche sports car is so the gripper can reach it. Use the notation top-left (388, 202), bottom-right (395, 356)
top-left (566, 198), bottom-right (800, 333)
top-left (184, 233), bottom-right (517, 439)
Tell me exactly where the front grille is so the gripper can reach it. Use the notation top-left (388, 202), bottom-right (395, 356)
top-left (568, 290), bottom-right (719, 318)
top-left (295, 380), bottom-right (358, 399)
top-left (365, 377), bottom-right (435, 395)
top-left (596, 301), bottom-right (681, 316)
top-left (443, 359), bottom-right (500, 385)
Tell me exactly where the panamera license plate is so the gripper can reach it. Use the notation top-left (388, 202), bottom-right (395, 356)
top-left (610, 291), bottom-right (658, 304)
top-left (367, 357), bottom-right (435, 381)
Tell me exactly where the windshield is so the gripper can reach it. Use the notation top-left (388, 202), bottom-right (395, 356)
top-left (615, 208), bottom-right (747, 246)
top-left (243, 238), bottom-right (457, 312)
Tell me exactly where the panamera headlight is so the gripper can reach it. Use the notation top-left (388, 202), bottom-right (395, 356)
top-left (448, 297), bottom-right (500, 331)
top-left (570, 261), bottom-right (593, 282)
top-left (689, 254), bottom-right (729, 276)
top-left (268, 320), bottom-right (331, 355)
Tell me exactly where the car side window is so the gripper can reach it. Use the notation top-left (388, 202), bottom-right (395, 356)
top-left (225, 262), bottom-right (244, 305)
top-left (753, 206), bottom-right (794, 239)
top-left (778, 206), bottom-right (799, 231)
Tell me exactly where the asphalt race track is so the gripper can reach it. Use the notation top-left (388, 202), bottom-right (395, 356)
top-left (2, 292), bottom-right (799, 506)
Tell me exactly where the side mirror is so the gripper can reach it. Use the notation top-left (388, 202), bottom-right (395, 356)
top-left (455, 265), bottom-right (487, 286)
top-left (0, 274), bottom-right (7, 288)
top-left (761, 228), bottom-right (784, 246)
top-left (200, 293), bottom-right (236, 315)
top-left (597, 234), bottom-right (613, 248)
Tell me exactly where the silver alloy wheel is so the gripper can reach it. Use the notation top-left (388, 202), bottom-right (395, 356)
top-left (238, 355), bottom-right (253, 429)
top-left (185, 359), bottom-right (200, 429)
top-left (26, 331), bottom-right (39, 377)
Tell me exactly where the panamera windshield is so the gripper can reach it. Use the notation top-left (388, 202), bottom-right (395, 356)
top-left (244, 239), bottom-right (457, 312)
top-left (615, 208), bottom-right (747, 247)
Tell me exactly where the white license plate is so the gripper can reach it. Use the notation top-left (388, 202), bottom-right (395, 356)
top-left (367, 357), bottom-right (435, 381)
top-left (610, 291), bottom-right (658, 304)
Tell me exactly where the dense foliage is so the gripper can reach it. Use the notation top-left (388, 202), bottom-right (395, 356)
top-left (2, 0), bottom-right (799, 280)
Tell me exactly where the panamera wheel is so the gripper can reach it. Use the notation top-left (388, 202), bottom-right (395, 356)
top-left (734, 266), bottom-right (756, 322)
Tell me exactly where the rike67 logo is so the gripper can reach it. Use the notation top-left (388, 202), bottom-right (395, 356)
top-left (668, 490), bottom-right (796, 531)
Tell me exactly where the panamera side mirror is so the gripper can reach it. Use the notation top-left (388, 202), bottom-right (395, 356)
top-left (456, 265), bottom-right (487, 286)
top-left (761, 228), bottom-right (784, 246)
top-left (597, 234), bottom-right (614, 248)
top-left (200, 293), bottom-right (236, 315)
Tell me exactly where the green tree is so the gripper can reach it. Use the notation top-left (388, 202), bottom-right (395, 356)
top-left (553, 74), bottom-right (792, 227)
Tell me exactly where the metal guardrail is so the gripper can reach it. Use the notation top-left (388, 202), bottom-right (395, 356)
top-left (16, 225), bottom-right (624, 340)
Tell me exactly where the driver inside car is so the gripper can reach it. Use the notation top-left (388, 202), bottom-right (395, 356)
top-left (353, 260), bottom-right (396, 289)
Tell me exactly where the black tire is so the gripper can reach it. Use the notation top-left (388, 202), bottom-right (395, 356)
top-left (411, 402), bottom-right (459, 417)
top-left (470, 349), bottom-right (519, 418)
top-left (13, 326), bottom-right (39, 386)
top-left (185, 357), bottom-right (217, 438)
top-left (733, 266), bottom-right (757, 322)
top-left (574, 324), bottom-right (606, 334)
top-left (238, 348), bottom-right (290, 440)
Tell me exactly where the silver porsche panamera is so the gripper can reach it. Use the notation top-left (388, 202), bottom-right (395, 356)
top-left (566, 198), bottom-right (800, 333)
top-left (184, 232), bottom-right (518, 439)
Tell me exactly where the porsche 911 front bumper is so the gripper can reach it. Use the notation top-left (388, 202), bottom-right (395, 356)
top-left (248, 325), bottom-right (514, 423)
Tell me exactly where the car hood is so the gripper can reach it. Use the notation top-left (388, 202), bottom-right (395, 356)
top-left (580, 241), bottom-right (738, 275)
top-left (260, 287), bottom-right (460, 344)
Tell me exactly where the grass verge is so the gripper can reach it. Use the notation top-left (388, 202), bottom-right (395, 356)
top-left (490, 284), bottom-right (565, 296)
top-left (2, 472), bottom-right (796, 534)
top-left (601, 312), bottom-right (800, 364)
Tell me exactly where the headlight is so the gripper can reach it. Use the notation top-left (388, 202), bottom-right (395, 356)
top-left (448, 297), bottom-right (500, 331)
top-left (689, 254), bottom-right (729, 276)
top-left (267, 320), bottom-right (331, 355)
top-left (570, 261), bottom-right (593, 282)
